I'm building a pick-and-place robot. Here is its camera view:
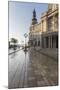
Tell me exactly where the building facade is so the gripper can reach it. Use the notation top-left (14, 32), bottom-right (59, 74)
top-left (29, 4), bottom-right (58, 48)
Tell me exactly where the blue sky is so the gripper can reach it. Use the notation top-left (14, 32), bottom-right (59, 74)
top-left (9, 1), bottom-right (48, 44)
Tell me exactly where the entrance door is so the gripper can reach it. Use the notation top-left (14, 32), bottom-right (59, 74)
top-left (52, 36), bottom-right (57, 48)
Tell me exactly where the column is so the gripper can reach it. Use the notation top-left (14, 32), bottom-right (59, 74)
top-left (44, 37), bottom-right (46, 48)
top-left (40, 37), bottom-right (41, 48)
top-left (46, 17), bottom-right (48, 32)
top-left (41, 36), bottom-right (43, 48)
top-left (50, 36), bottom-right (52, 48)
top-left (49, 36), bottom-right (51, 48)
top-left (36, 36), bottom-right (38, 47)
top-left (53, 16), bottom-right (55, 31)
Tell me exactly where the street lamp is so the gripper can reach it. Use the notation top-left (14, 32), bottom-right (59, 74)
top-left (24, 33), bottom-right (28, 49)
top-left (33, 38), bottom-right (36, 49)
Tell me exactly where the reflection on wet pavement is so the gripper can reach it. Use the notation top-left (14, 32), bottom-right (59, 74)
top-left (8, 49), bottom-right (58, 89)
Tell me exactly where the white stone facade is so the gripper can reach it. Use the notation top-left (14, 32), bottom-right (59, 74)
top-left (29, 4), bottom-right (58, 48)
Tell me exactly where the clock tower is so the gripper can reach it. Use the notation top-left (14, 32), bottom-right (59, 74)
top-left (32, 9), bottom-right (37, 25)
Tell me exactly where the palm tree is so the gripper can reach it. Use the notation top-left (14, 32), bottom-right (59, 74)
top-left (11, 38), bottom-right (18, 50)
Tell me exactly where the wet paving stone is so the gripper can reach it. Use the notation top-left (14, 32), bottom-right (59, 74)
top-left (36, 75), bottom-right (44, 81)
top-left (28, 80), bottom-right (37, 87)
top-left (28, 77), bottom-right (35, 81)
top-left (37, 80), bottom-right (48, 87)
top-left (9, 49), bottom-right (58, 88)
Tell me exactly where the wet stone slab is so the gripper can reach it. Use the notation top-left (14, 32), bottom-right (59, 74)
top-left (9, 49), bottom-right (58, 88)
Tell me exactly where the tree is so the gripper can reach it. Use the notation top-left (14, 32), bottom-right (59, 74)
top-left (9, 41), bottom-right (11, 49)
top-left (11, 38), bottom-right (18, 50)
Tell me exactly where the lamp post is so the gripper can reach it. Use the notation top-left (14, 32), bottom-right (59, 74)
top-left (24, 33), bottom-right (28, 49)
top-left (33, 38), bottom-right (36, 49)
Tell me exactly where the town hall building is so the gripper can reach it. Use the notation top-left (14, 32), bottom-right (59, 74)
top-left (29, 4), bottom-right (58, 48)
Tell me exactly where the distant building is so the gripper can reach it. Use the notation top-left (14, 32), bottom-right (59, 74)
top-left (29, 4), bottom-right (58, 48)
top-left (29, 9), bottom-right (41, 47)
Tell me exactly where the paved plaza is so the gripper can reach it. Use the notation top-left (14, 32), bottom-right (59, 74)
top-left (8, 48), bottom-right (58, 89)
